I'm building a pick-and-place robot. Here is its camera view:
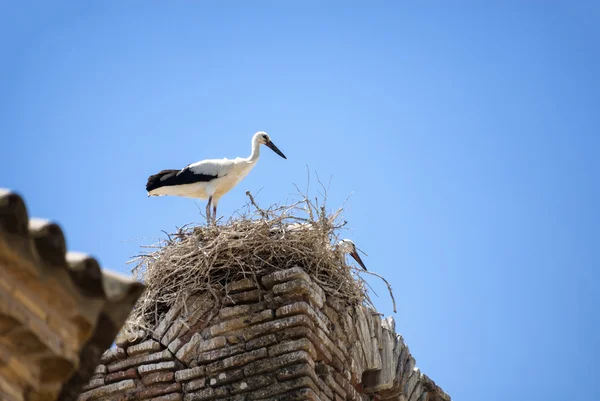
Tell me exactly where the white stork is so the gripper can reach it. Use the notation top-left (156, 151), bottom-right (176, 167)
top-left (336, 239), bottom-right (368, 271)
top-left (146, 131), bottom-right (286, 221)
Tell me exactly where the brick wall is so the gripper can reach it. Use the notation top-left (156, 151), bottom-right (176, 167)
top-left (79, 267), bottom-right (450, 401)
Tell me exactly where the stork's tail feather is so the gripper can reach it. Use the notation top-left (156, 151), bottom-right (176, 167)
top-left (146, 169), bottom-right (180, 192)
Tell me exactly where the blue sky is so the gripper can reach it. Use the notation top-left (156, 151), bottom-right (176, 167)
top-left (1, 1), bottom-right (599, 400)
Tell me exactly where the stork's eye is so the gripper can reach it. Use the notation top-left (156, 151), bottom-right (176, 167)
top-left (262, 135), bottom-right (268, 140)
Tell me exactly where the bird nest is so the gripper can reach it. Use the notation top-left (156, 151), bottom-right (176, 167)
top-left (124, 191), bottom-right (395, 335)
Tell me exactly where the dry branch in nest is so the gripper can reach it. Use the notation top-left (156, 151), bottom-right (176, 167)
top-left (125, 191), bottom-right (395, 334)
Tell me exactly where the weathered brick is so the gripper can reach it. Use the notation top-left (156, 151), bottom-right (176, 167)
top-left (168, 337), bottom-right (184, 354)
top-left (137, 382), bottom-right (181, 400)
top-left (226, 277), bottom-right (257, 293)
top-left (276, 301), bottom-right (330, 334)
top-left (115, 330), bottom-right (147, 348)
top-left (197, 343), bottom-right (245, 364)
top-left (258, 388), bottom-right (321, 401)
top-left (245, 334), bottom-right (278, 350)
top-left (161, 319), bottom-right (185, 347)
top-left (108, 349), bottom-right (172, 372)
top-left (278, 326), bottom-right (332, 363)
top-left (78, 379), bottom-right (136, 401)
top-left (219, 304), bottom-right (257, 320)
top-left (242, 315), bottom-right (314, 341)
top-left (175, 333), bottom-right (202, 364)
top-left (141, 371), bottom-right (175, 386)
top-left (209, 316), bottom-right (249, 336)
top-left (147, 394), bottom-right (182, 401)
top-left (100, 347), bottom-right (126, 364)
top-left (154, 302), bottom-right (184, 339)
top-left (324, 371), bottom-right (346, 399)
top-left (175, 366), bottom-right (205, 383)
top-left (269, 338), bottom-right (317, 360)
top-left (261, 267), bottom-right (310, 289)
top-left (94, 364), bottom-right (107, 375)
top-left (243, 350), bottom-right (313, 377)
top-left (184, 377), bottom-right (206, 392)
top-left (231, 374), bottom-right (277, 394)
top-left (208, 369), bottom-right (243, 386)
top-left (276, 363), bottom-right (316, 382)
top-left (198, 336), bottom-right (228, 353)
top-left (105, 367), bottom-right (139, 383)
top-left (404, 368), bottom-right (421, 400)
top-left (205, 347), bottom-right (268, 374)
top-left (272, 280), bottom-right (323, 309)
top-left (248, 376), bottom-right (318, 399)
top-left (183, 386), bottom-right (228, 401)
top-left (224, 289), bottom-right (261, 305)
top-left (138, 361), bottom-right (177, 376)
top-left (128, 339), bottom-right (162, 356)
top-left (82, 377), bottom-right (104, 391)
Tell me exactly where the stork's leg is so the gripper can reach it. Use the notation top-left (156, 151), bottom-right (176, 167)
top-left (213, 205), bottom-right (217, 222)
top-left (206, 196), bottom-right (213, 224)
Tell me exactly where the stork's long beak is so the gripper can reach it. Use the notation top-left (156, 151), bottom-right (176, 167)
top-left (265, 140), bottom-right (287, 159)
top-left (350, 251), bottom-right (368, 271)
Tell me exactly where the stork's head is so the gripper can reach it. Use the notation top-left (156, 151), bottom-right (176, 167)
top-left (337, 239), bottom-right (367, 271)
top-left (254, 131), bottom-right (287, 159)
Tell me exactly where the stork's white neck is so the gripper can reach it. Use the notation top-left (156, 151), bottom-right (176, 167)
top-left (248, 138), bottom-right (261, 162)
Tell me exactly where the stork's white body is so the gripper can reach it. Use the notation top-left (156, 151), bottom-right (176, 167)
top-left (146, 131), bottom-right (286, 221)
top-left (149, 157), bottom-right (254, 201)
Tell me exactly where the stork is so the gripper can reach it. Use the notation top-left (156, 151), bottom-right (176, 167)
top-left (146, 131), bottom-right (286, 221)
top-left (336, 239), bottom-right (368, 271)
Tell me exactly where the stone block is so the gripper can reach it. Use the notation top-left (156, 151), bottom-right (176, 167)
top-left (226, 277), bottom-right (257, 293)
top-left (230, 374), bottom-right (277, 394)
top-left (138, 361), bottom-right (177, 376)
top-left (78, 379), bottom-right (136, 401)
top-left (108, 349), bottom-right (172, 372)
top-left (115, 329), bottom-right (147, 348)
top-left (184, 377), bottom-right (206, 392)
top-left (168, 337), bottom-right (184, 354)
top-left (269, 338), bottom-right (317, 360)
top-left (161, 319), bottom-right (185, 347)
top-left (147, 394), bottom-right (183, 401)
top-left (208, 369), bottom-right (244, 386)
top-left (209, 316), bottom-right (250, 337)
top-left (242, 314), bottom-right (314, 341)
top-left (100, 347), bottom-right (126, 364)
top-left (205, 347), bottom-right (268, 374)
top-left (175, 333), bottom-right (202, 365)
top-left (261, 267), bottom-right (310, 289)
top-left (197, 343), bottom-right (245, 364)
top-left (247, 376), bottom-right (318, 399)
top-left (243, 350), bottom-right (313, 377)
top-left (183, 386), bottom-right (228, 401)
top-left (259, 388), bottom-right (321, 401)
top-left (224, 289), bottom-right (261, 306)
top-left (175, 366), bottom-right (205, 383)
top-left (105, 367), bottom-right (139, 383)
top-left (128, 339), bottom-right (162, 356)
top-left (94, 364), bottom-right (107, 375)
top-left (272, 280), bottom-right (324, 309)
top-left (154, 302), bottom-right (184, 339)
top-left (278, 326), bottom-right (332, 363)
top-left (246, 334), bottom-right (278, 350)
top-left (142, 371), bottom-right (175, 386)
top-left (82, 377), bottom-right (105, 391)
top-left (198, 336), bottom-right (228, 353)
top-left (276, 301), bottom-right (330, 333)
top-left (138, 382), bottom-right (181, 400)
